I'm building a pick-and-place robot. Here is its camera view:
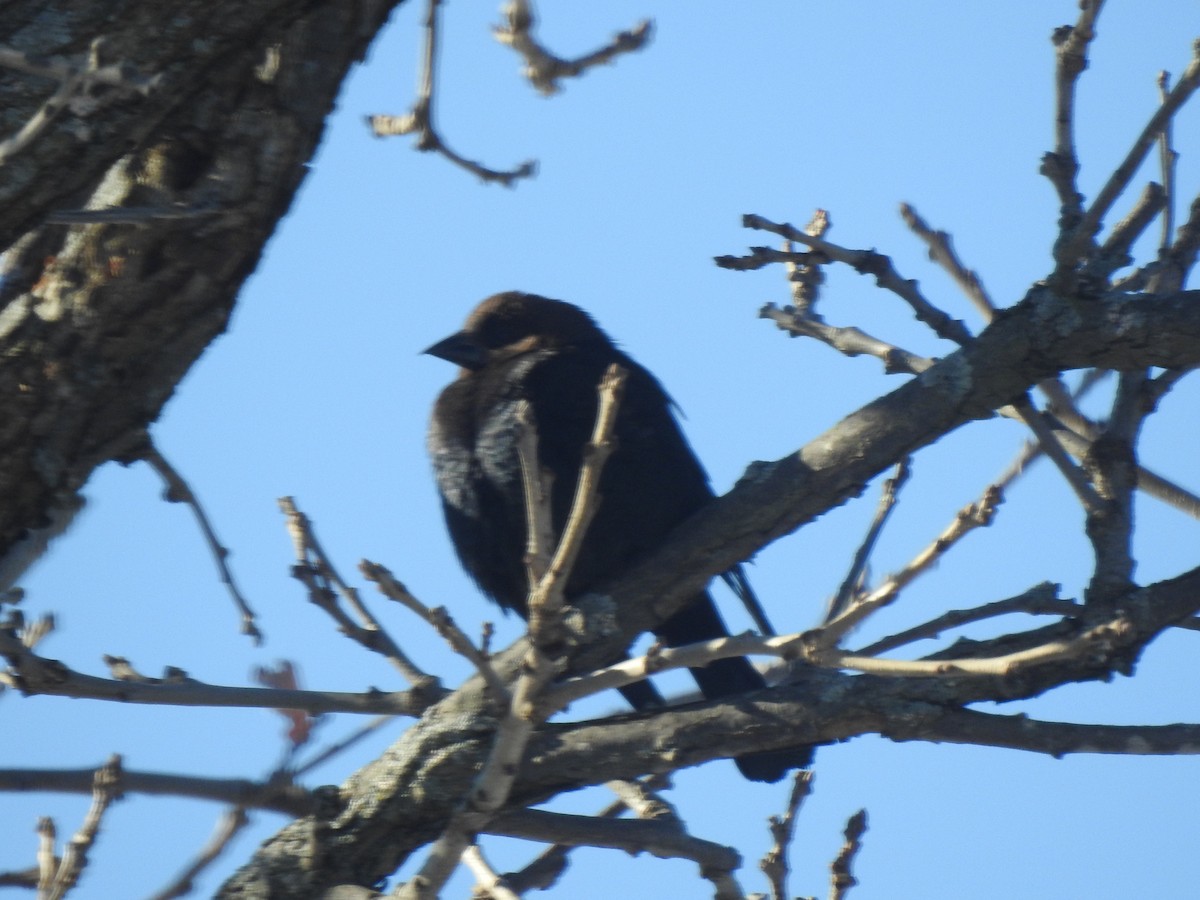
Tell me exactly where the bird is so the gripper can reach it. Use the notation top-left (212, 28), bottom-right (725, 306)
top-left (424, 291), bottom-right (810, 782)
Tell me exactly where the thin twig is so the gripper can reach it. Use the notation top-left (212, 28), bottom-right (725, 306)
top-left (827, 460), bottom-right (911, 623)
top-left (750, 233), bottom-right (1198, 521)
top-left (279, 497), bottom-right (432, 687)
top-left (361, 560), bottom-right (508, 704)
top-left (822, 616), bottom-right (1130, 678)
top-left (40, 755), bottom-right (123, 900)
top-left (0, 765), bottom-right (313, 816)
top-left (527, 364), bottom-right (627, 643)
top-left (1010, 394), bottom-right (1103, 511)
top-left (36, 818), bottom-right (56, 895)
top-left (730, 213), bottom-right (974, 345)
top-left (828, 810), bottom-right (868, 900)
top-left (544, 599), bottom-right (1128, 707)
top-left (142, 442), bottom-right (262, 643)
top-left (367, 0), bottom-right (535, 185)
top-left (516, 399), bottom-right (556, 591)
top-left (781, 207), bottom-right (831, 317)
top-left (760, 770), bottom-right (815, 900)
top-left (294, 715), bottom-right (393, 778)
top-left (0, 629), bottom-right (433, 716)
top-left (486, 808), bottom-right (746, 900)
top-left (759, 302), bottom-right (933, 376)
top-left (819, 486), bottom-right (1003, 646)
top-left (1086, 182), bottom-right (1168, 280)
top-left (497, 775), bottom-right (672, 895)
top-left (855, 583), bottom-right (1076, 656)
top-left (1055, 39), bottom-right (1200, 275)
top-left (493, 0), bottom-right (653, 96)
top-left (545, 609), bottom-right (1126, 693)
top-left (900, 202), bottom-right (997, 319)
top-left (461, 844), bottom-right (522, 900)
top-left (1162, 191), bottom-right (1200, 282)
top-left (899, 706), bottom-right (1200, 756)
top-left (1041, 1), bottom-right (1105, 225)
top-left (146, 807), bottom-right (250, 900)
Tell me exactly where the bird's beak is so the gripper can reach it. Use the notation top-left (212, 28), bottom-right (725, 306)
top-left (423, 331), bottom-right (488, 371)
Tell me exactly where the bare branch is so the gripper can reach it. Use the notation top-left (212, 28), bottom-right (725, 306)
top-left (545, 604), bottom-right (1140, 708)
top-left (493, 0), bottom-right (653, 96)
top-left (1081, 370), bottom-right (1147, 603)
top-left (516, 399), bottom-right (556, 592)
top-left (732, 213), bottom-right (975, 345)
top-left (899, 707), bottom-right (1200, 757)
top-left (856, 583), bottom-right (1076, 656)
top-left (527, 364), bottom-right (627, 644)
top-left (1010, 394), bottom-right (1103, 511)
top-left (39, 755), bottom-right (123, 900)
top-left (461, 845), bottom-right (522, 900)
top-left (486, 808), bottom-right (746, 899)
top-left (1054, 39), bottom-right (1200, 276)
top-left (827, 460), bottom-right (911, 622)
top-left (37, 817), bottom-right (57, 895)
top-left (785, 209), bottom-right (832, 314)
top-left (820, 486), bottom-right (1003, 645)
top-left (142, 441), bottom-right (262, 643)
top-left (825, 616), bottom-right (1131, 679)
top-left (1162, 190), bottom-right (1200, 283)
top-left (0, 765), bottom-right (314, 816)
top-left (758, 302), bottom-right (933, 376)
top-left (293, 715), bottom-right (394, 778)
top-left (360, 561), bottom-right (509, 705)
top-left (367, 0), bottom-right (536, 186)
top-left (0, 630), bottom-right (433, 715)
top-left (1088, 181), bottom-right (1166, 279)
top-left (147, 807), bottom-right (251, 900)
top-left (828, 810), bottom-right (868, 900)
top-left (1157, 70), bottom-right (1179, 252)
top-left (280, 497), bottom-right (434, 688)
top-left (760, 771), bottom-right (815, 900)
top-left (488, 775), bottom-right (673, 896)
top-left (900, 202), bottom-right (997, 319)
top-left (1041, 1), bottom-right (1106, 227)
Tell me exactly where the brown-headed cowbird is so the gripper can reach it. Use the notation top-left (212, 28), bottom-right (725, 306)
top-left (425, 291), bottom-right (810, 782)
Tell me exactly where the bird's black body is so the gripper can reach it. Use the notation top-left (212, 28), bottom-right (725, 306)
top-left (426, 292), bottom-right (809, 782)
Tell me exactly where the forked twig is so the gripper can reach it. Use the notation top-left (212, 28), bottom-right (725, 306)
top-left (279, 497), bottom-right (431, 687)
top-left (494, 0), bottom-right (653, 96)
top-left (760, 770), bottom-right (815, 900)
top-left (367, 0), bottom-right (536, 185)
top-left (826, 460), bottom-right (911, 623)
top-left (361, 560), bottom-right (508, 704)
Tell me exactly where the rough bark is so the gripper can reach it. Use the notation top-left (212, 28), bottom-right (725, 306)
top-left (0, 0), bottom-right (405, 579)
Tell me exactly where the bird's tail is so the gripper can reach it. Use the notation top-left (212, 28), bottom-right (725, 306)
top-left (655, 592), bottom-right (813, 783)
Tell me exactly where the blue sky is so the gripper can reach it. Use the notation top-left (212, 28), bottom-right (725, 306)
top-left (4, 2), bottom-right (1199, 897)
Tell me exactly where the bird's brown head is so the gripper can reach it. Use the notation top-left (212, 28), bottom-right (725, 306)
top-left (423, 292), bottom-right (614, 371)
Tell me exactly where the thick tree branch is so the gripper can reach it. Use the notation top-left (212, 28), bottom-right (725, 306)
top-left (603, 287), bottom-right (1200, 659)
top-left (219, 356), bottom-right (1200, 896)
